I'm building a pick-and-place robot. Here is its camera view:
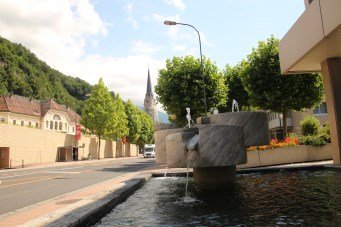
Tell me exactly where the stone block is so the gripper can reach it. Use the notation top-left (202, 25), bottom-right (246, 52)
top-left (196, 124), bottom-right (246, 167)
top-left (165, 132), bottom-right (197, 168)
top-left (197, 111), bottom-right (270, 146)
top-left (155, 127), bottom-right (198, 164)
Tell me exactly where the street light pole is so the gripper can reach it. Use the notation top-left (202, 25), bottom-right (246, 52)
top-left (164, 20), bottom-right (207, 115)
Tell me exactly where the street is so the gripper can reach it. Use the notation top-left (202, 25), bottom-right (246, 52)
top-left (0, 157), bottom-right (155, 215)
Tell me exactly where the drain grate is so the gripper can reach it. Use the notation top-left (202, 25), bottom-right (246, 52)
top-left (56, 199), bottom-right (82, 205)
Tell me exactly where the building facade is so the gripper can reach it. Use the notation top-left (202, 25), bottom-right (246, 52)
top-left (144, 68), bottom-right (158, 123)
top-left (279, 0), bottom-right (341, 164)
top-left (268, 102), bottom-right (329, 139)
top-left (0, 95), bottom-right (80, 135)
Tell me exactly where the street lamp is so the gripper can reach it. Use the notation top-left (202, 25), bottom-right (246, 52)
top-left (163, 20), bottom-right (207, 115)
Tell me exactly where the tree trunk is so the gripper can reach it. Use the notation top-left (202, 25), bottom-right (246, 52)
top-left (98, 136), bottom-right (101, 160)
top-left (282, 111), bottom-right (287, 139)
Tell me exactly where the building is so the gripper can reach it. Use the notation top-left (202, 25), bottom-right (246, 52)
top-left (0, 95), bottom-right (80, 135)
top-left (279, 0), bottom-right (341, 164)
top-left (268, 102), bottom-right (328, 139)
top-left (144, 68), bottom-right (158, 123)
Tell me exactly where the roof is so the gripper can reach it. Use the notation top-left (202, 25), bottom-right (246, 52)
top-left (0, 95), bottom-right (80, 122)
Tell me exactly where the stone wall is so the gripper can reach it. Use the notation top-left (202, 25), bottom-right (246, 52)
top-left (0, 124), bottom-right (138, 167)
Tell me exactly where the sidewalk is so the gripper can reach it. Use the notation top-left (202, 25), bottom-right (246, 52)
top-left (1, 155), bottom-right (143, 172)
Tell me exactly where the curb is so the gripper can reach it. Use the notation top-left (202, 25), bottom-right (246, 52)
top-left (22, 173), bottom-right (152, 227)
top-left (76, 174), bottom-right (151, 227)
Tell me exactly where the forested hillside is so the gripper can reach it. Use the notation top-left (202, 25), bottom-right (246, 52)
top-left (0, 36), bottom-right (92, 114)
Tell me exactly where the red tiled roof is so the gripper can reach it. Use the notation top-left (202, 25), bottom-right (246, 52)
top-left (0, 95), bottom-right (80, 122)
top-left (4, 95), bottom-right (41, 117)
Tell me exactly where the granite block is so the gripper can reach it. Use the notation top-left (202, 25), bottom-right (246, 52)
top-left (196, 124), bottom-right (246, 167)
top-left (165, 132), bottom-right (197, 168)
top-left (155, 127), bottom-right (198, 164)
top-left (197, 111), bottom-right (270, 146)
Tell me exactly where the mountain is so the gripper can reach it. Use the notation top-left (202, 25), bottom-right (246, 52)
top-left (0, 36), bottom-right (92, 114)
top-left (158, 111), bottom-right (169, 123)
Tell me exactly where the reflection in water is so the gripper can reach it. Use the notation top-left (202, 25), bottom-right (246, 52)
top-left (96, 171), bottom-right (341, 226)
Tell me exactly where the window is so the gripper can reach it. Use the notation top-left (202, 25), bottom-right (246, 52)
top-left (59, 122), bottom-right (62, 130)
top-left (21, 120), bottom-right (24, 126)
top-left (53, 114), bottom-right (61, 120)
top-left (0, 117), bottom-right (5, 123)
top-left (29, 121), bottom-right (32, 126)
top-left (50, 121), bottom-right (53, 129)
top-left (72, 126), bottom-right (75, 132)
top-left (55, 122), bottom-right (58, 130)
top-left (46, 121), bottom-right (48, 128)
top-left (13, 120), bottom-right (16, 125)
top-left (314, 102), bottom-right (328, 115)
top-left (65, 123), bottom-right (67, 131)
top-left (36, 122), bottom-right (39, 128)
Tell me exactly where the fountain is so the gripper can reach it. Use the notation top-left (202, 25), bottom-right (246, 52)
top-left (155, 109), bottom-right (270, 190)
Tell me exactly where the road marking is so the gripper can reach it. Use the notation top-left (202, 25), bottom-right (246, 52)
top-left (2, 175), bottom-right (51, 183)
top-left (0, 175), bottom-right (63, 189)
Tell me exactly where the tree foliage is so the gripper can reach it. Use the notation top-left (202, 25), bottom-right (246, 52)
top-left (111, 94), bottom-right (128, 140)
top-left (124, 100), bottom-right (142, 144)
top-left (81, 78), bottom-right (118, 159)
top-left (242, 36), bottom-right (324, 135)
top-left (221, 62), bottom-right (250, 112)
top-left (136, 111), bottom-right (154, 148)
top-left (0, 36), bottom-right (92, 114)
top-left (155, 55), bottom-right (227, 125)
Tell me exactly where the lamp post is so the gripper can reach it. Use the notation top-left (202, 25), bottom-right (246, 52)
top-left (279, 113), bottom-right (283, 140)
top-left (163, 20), bottom-right (207, 115)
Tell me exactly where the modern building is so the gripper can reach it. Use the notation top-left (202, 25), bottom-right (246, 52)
top-left (0, 95), bottom-right (80, 135)
top-left (268, 102), bottom-right (328, 139)
top-left (144, 68), bottom-right (158, 123)
top-left (279, 0), bottom-right (341, 164)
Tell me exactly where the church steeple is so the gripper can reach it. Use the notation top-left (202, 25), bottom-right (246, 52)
top-left (144, 66), bottom-right (158, 123)
top-left (146, 67), bottom-right (153, 96)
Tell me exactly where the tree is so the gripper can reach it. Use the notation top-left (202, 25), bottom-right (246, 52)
top-left (242, 36), bottom-right (324, 137)
top-left (124, 100), bottom-right (142, 144)
top-left (111, 94), bottom-right (128, 140)
top-left (81, 78), bottom-right (116, 159)
top-left (136, 111), bottom-right (154, 149)
top-left (221, 62), bottom-right (250, 112)
top-left (155, 55), bottom-right (227, 125)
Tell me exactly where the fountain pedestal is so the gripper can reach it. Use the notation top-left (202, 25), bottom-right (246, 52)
top-left (193, 166), bottom-right (236, 190)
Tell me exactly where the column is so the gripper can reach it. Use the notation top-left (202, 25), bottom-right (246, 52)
top-left (321, 58), bottom-right (341, 165)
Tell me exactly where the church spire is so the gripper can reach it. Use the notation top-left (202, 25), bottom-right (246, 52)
top-left (146, 67), bottom-right (153, 96)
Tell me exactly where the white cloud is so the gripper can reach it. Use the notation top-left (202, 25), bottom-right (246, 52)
top-left (124, 3), bottom-right (138, 29)
top-left (172, 45), bottom-right (186, 52)
top-left (165, 0), bottom-right (186, 11)
top-left (131, 40), bottom-right (160, 54)
top-left (0, 0), bottom-right (164, 107)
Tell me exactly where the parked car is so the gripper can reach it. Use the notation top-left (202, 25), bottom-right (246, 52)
top-left (143, 144), bottom-right (155, 158)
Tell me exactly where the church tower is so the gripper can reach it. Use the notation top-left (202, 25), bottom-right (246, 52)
top-left (144, 67), bottom-right (158, 123)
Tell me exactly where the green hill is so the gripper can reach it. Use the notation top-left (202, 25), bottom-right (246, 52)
top-left (0, 36), bottom-right (92, 114)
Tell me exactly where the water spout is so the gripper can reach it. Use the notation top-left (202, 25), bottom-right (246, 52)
top-left (232, 99), bottom-right (239, 112)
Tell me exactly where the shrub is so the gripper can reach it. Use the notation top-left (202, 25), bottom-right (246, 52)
top-left (300, 116), bottom-right (320, 136)
top-left (299, 134), bottom-right (327, 146)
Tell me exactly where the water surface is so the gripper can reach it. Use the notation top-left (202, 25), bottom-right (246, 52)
top-left (96, 170), bottom-right (341, 226)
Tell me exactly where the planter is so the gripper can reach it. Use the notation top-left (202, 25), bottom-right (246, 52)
top-left (237, 144), bottom-right (332, 169)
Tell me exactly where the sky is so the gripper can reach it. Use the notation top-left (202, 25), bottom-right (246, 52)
top-left (0, 0), bottom-right (305, 111)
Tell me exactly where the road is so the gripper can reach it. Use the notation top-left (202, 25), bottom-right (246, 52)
top-left (0, 157), bottom-right (155, 215)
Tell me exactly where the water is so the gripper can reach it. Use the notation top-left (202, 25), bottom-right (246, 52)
top-left (96, 170), bottom-right (341, 226)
